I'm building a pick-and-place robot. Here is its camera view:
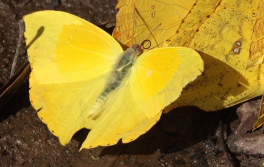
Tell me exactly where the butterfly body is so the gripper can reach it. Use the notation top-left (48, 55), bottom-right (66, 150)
top-left (89, 46), bottom-right (140, 118)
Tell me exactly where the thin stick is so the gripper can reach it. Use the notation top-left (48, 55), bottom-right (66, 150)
top-left (132, 6), bottom-right (136, 45)
top-left (134, 7), bottom-right (160, 47)
top-left (10, 19), bottom-right (25, 78)
top-left (253, 95), bottom-right (264, 131)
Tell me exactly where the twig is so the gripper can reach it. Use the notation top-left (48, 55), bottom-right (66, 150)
top-left (10, 19), bottom-right (25, 78)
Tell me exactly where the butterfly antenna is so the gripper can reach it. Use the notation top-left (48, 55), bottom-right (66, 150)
top-left (134, 7), bottom-right (160, 48)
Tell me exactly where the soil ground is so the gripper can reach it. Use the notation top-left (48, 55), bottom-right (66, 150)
top-left (0, 0), bottom-right (264, 166)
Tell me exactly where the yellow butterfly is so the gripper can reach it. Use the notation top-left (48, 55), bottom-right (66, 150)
top-left (24, 10), bottom-right (203, 149)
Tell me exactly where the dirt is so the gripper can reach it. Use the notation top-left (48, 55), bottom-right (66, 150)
top-left (0, 0), bottom-right (264, 166)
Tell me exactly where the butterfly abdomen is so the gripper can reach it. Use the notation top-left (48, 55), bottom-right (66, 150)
top-left (88, 47), bottom-right (140, 119)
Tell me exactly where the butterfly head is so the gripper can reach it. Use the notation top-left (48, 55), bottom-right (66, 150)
top-left (132, 39), bottom-right (152, 56)
top-left (132, 44), bottom-right (142, 56)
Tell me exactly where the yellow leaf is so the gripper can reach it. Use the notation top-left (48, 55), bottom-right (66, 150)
top-left (114, 0), bottom-right (196, 48)
top-left (24, 10), bottom-right (203, 148)
top-left (113, 0), bottom-right (264, 112)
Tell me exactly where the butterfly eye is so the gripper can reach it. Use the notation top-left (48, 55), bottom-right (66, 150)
top-left (140, 39), bottom-right (151, 49)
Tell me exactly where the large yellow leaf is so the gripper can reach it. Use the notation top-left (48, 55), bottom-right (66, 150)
top-left (113, 0), bottom-right (264, 112)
